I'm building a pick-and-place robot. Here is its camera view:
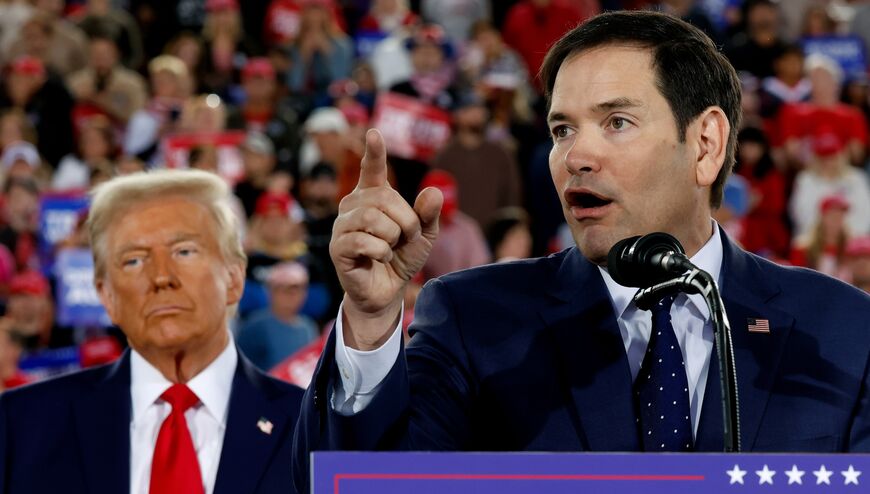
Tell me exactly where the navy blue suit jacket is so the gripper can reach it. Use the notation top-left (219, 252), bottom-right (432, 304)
top-left (0, 348), bottom-right (304, 494)
top-left (293, 232), bottom-right (870, 490)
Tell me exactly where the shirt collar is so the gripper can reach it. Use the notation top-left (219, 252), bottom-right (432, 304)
top-left (599, 222), bottom-right (724, 320)
top-left (130, 334), bottom-right (238, 427)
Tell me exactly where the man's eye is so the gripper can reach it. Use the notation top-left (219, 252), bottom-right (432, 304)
top-left (551, 125), bottom-right (573, 139)
top-left (123, 258), bottom-right (141, 268)
top-left (609, 117), bottom-right (628, 130)
top-left (177, 247), bottom-right (197, 257)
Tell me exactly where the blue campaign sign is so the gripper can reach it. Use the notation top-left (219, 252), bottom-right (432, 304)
top-left (802, 35), bottom-right (868, 80)
top-left (54, 247), bottom-right (111, 328)
top-left (312, 452), bottom-right (868, 493)
top-left (355, 31), bottom-right (389, 59)
top-left (18, 345), bottom-right (80, 381)
top-left (39, 193), bottom-right (89, 273)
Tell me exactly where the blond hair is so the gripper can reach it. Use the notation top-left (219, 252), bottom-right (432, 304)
top-left (87, 169), bottom-right (246, 280)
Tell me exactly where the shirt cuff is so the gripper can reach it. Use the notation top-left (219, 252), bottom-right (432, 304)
top-left (333, 301), bottom-right (403, 400)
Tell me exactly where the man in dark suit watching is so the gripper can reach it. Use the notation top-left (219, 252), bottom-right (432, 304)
top-left (292, 9), bottom-right (870, 492)
top-left (0, 170), bottom-right (304, 494)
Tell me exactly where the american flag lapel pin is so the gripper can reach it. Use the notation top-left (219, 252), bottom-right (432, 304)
top-left (257, 417), bottom-right (274, 435)
top-left (747, 317), bottom-right (770, 334)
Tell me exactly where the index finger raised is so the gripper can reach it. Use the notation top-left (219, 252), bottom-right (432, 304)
top-left (357, 128), bottom-right (389, 189)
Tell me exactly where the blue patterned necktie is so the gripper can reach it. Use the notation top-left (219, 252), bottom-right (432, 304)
top-left (634, 295), bottom-right (694, 452)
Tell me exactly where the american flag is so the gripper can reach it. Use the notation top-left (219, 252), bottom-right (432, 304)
top-left (747, 318), bottom-right (770, 333)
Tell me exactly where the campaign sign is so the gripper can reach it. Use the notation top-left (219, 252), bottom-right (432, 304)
top-left (39, 193), bottom-right (89, 274)
top-left (18, 345), bottom-right (80, 382)
top-left (270, 332), bottom-right (328, 388)
top-left (802, 36), bottom-right (867, 79)
top-left (163, 131), bottom-right (246, 184)
top-left (54, 248), bottom-right (111, 327)
top-left (371, 92), bottom-right (451, 162)
top-left (313, 452), bottom-right (868, 494)
top-left (355, 31), bottom-right (389, 59)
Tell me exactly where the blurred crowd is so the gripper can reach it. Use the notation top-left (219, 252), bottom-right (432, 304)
top-left (1, 0), bottom-right (870, 391)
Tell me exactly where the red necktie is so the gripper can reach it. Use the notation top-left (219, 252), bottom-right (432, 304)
top-left (149, 384), bottom-right (205, 494)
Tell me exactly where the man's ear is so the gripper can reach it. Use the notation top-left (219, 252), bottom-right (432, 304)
top-left (225, 262), bottom-right (246, 306)
top-left (95, 277), bottom-right (118, 325)
top-left (693, 106), bottom-right (729, 188)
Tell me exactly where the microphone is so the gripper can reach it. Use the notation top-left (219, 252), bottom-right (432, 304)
top-left (607, 232), bottom-right (695, 288)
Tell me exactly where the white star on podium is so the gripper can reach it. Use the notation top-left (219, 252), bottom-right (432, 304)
top-left (814, 465), bottom-right (834, 485)
top-left (756, 464), bottom-right (776, 485)
top-left (785, 465), bottom-right (805, 485)
top-left (726, 464), bottom-right (747, 485)
top-left (841, 465), bottom-right (861, 486)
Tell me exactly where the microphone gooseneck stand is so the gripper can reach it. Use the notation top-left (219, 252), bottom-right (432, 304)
top-left (633, 266), bottom-right (741, 453)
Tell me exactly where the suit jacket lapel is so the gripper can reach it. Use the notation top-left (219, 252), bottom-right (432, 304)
top-left (696, 233), bottom-right (794, 451)
top-left (214, 352), bottom-right (294, 494)
top-left (72, 351), bottom-right (132, 494)
top-left (540, 248), bottom-right (640, 451)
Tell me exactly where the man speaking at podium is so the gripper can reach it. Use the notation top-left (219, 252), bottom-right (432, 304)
top-left (293, 10), bottom-right (870, 491)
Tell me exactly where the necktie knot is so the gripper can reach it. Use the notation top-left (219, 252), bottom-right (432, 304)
top-left (160, 383), bottom-right (199, 413)
top-left (652, 294), bottom-right (675, 314)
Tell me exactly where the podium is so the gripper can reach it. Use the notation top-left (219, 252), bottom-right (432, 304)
top-left (312, 452), bottom-right (867, 493)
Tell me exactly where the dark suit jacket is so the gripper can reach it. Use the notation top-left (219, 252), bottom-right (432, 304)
top-left (0, 348), bottom-right (304, 494)
top-left (293, 232), bottom-right (870, 490)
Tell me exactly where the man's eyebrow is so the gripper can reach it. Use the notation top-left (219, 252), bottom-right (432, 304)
top-left (547, 111), bottom-right (569, 124)
top-left (547, 97), bottom-right (644, 124)
top-left (591, 97), bottom-right (644, 113)
top-left (114, 233), bottom-right (202, 256)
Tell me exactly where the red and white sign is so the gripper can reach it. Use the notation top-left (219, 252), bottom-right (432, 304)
top-left (371, 92), bottom-right (452, 162)
top-left (162, 131), bottom-right (246, 184)
top-left (270, 332), bottom-right (328, 389)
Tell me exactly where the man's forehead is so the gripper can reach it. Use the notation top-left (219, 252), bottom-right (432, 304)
top-left (549, 45), bottom-right (657, 116)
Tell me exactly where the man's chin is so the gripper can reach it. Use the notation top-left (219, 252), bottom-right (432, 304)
top-left (573, 230), bottom-right (621, 266)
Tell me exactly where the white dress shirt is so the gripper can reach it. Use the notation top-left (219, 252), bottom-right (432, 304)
top-left (334, 224), bottom-right (724, 439)
top-left (129, 338), bottom-right (237, 494)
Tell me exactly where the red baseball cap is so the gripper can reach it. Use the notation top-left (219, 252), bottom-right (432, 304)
top-left (255, 191), bottom-right (292, 217)
top-left (9, 56), bottom-right (45, 78)
top-left (9, 270), bottom-right (49, 297)
top-left (820, 195), bottom-right (850, 213)
top-left (420, 170), bottom-right (457, 220)
top-left (242, 58), bottom-right (276, 81)
top-left (205, 0), bottom-right (238, 12)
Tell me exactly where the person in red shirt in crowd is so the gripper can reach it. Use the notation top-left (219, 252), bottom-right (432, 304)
top-left (226, 57), bottom-right (303, 173)
top-left (502, 0), bottom-right (586, 90)
top-left (358, 0), bottom-right (419, 36)
top-left (790, 195), bottom-right (851, 279)
top-left (777, 53), bottom-right (868, 167)
top-left (734, 127), bottom-right (789, 257)
top-left (419, 170), bottom-right (490, 281)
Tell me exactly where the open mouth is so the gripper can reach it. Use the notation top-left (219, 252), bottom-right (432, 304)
top-left (566, 190), bottom-right (613, 209)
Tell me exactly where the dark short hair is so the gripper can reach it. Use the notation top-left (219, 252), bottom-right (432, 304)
top-left (539, 11), bottom-right (742, 208)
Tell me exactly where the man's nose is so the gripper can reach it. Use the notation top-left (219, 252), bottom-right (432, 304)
top-left (563, 127), bottom-right (604, 174)
top-left (147, 252), bottom-right (180, 289)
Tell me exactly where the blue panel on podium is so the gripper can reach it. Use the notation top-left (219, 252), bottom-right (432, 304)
top-left (312, 452), bottom-right (868, 493)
